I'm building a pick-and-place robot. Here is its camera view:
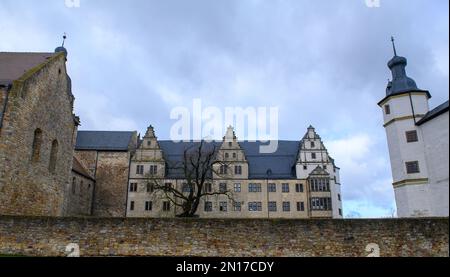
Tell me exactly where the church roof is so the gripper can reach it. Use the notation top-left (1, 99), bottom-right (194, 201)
top-left (75, 131), bottom-right (136, 151)
top-left (158, 140), bottom-right (300, 179)
top-left (0, 52), bottom-right (57, 86)
top-left (416, 100), bottom-right (449, 126)
top-left (72, 156), bottom-right (95, 181)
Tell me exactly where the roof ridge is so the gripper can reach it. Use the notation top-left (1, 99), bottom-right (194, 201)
top-left (0, 52), bottom-right (55, 54)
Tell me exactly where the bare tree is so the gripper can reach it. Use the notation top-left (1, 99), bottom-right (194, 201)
top-left (145, 140), bottom-right (234, 217)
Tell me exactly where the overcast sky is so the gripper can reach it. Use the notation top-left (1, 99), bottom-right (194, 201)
top-left (0, 0), bottom-right (448, 218)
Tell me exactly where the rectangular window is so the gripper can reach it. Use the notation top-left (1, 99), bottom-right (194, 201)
top-left (339, 209), bottom-right (342, 216)
top-left (129, 183), bottom-right (138, 192)
top-left (297, 202), bottom-right (305, 212)
top-left (249, 183), bottom-right (262, 193)
top-left (248, 202), bottom-right (262, 212)
top-left (204, 201), bottom-right (212, 212)
top-left (283, 202), bottom-right (291, 212)
top-left (268, 183), bottom-right (277, 192)
top-left (204, 183), bottom-right (212, 193)
top-left (303, 165), bottom-right (307, 170)
top-left (296, 183), bottom-right (304, 193)
top-left (163, 201), bottom-right (171, 211)
top-left (136, 165), bottom-right (144, 175)
top-left (268, 201), bottom-right (277, 212)
top-left (338, 194), bottom-right (341, 201)
top-left (282, 183), bottom-right (290, 193)
top-left (406, 161), bottom-right (420, 174)
top-left (164, 183), bottom-right (172, 191)
top-left (182, 183), bottom-right (192, 193)
top-left (311, 141), bottom-right (315, 148)
top-left (406, 130), bottom-right (418, 143)
top-left (310, 179), bottom-right (330, 192)
top-left (219, 165), bottom-right (228, 175)
top-left (233, 202), bottom-right (241, 212)
top-left (234, 165), bottom-right (242, 175)
top-left (219, 202), bottom-right (228, 212)
top-left (147, 183), bottom-right (154, 193)
top-left (219, 183), bottom-right (227, 193)
top-left (234, 183), bottom-right (241, 192)
top-left (129, 201), bottom-right (135, 211)
top-left (310, 197), bottom-right (332, 211)
top-left (145, 201), bottom-right (152, 211)
top-left (311, 153), bottom-right (317, 159)
top-left (149, 165), bottom-right (158, 175)
top-left (385, 105), bottom-right (391, 115)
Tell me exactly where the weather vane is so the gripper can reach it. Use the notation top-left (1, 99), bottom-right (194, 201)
top-left (391, 36), bottom-right (397, 56)
top-left (62, 33), bottom-right (67, 47)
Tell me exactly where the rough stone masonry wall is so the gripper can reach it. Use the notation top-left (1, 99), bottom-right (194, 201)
top-left (66, 171), bottom-right (95, 216)
top-left (0, 54), bottom-right (76, 217)
top-left (0, 216), bottom-right (447, 257)
top-left (75, 151), bottom-right (131, 217)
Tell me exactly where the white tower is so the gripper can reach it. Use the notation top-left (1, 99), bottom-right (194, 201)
top-left (378, 38), bottom-right (432, 217)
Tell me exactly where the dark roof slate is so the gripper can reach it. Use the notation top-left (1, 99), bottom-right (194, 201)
top-left (159, 140), bottom-right (300, 179)
top-left (75, 131), bottom-right (135, 151)
top-left (0, 52), bottom-right (56, 86)
top-left (416, 100), bottom-right (449, 126)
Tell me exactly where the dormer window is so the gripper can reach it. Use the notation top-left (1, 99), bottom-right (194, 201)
top-left (311, 153), bottom-right (317, 159)
top-left (147, 141), bottom-right (151, 146)
top-left (385, 105), bottom-right (391, 115)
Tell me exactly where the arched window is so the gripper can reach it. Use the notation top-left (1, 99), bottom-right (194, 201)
top-left (49, 139), bottom-right (59, 173)
top-left (72, 177), bottom-right (76, 194)
top-left (31, 129), bottom-right (43, 162)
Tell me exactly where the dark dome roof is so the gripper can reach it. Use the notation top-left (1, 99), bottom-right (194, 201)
top-left (386, 55), bottom-right (420, 96)
top-left (55, 46), bottom-right (68, 56)
top-left (387, 56), bottom-right (407, 69)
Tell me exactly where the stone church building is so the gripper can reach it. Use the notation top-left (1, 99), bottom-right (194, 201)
top-left (0, 48), bottom-right (80, 216)
top-left (0, 44), bottom-right (344, 219)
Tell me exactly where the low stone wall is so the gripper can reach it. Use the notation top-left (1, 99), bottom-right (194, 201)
top-left (0, 216), bottom-right (448, 257)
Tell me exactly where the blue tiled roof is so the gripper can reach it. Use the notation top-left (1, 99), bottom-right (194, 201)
top-left (75, 131), bottom-right (135, 151)
top-left (159, 140), bottom-right (300, 179)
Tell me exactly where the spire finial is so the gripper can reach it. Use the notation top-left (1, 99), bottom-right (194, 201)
top-left (391, 36), bottom-right (397, 56)
top-left (62, 33), bottom-right (67, 47)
